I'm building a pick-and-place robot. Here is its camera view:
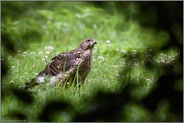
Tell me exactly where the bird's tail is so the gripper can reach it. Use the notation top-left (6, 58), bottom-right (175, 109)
top-left (25, 78), bottom-right (39, 90)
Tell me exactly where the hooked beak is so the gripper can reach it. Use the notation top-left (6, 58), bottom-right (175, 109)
top-left (91, 40), bottom-right (97, 49)
top-left (93, 40), bottom-right (97, 45)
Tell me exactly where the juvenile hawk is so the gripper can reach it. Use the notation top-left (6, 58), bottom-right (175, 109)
top-left (25, 38), bottom-right (97, 90)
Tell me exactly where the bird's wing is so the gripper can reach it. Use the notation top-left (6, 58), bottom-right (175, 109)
top-left (25, 52), bottom-right (78, 90)
top-left (59, 51), bottom-right (88, 85)
top-left (38, 52), bottom-right (77, 76)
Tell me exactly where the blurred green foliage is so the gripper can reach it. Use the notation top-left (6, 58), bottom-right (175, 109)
top-left (1, 1), bottom-right (183, 122)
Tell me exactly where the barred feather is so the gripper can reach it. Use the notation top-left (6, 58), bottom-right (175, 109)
top-left (25, 38), bottom-right (97, 90)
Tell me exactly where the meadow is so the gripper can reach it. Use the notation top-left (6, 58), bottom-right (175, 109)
top-left (1, 2), bottom-right (183, 122)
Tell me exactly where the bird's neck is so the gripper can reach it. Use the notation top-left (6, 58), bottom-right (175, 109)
top-left (76, 47), bottom-right (92, 54)
top-left (84, 49), bottom-right (92, 56)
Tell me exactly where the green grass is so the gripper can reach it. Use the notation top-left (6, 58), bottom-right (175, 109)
top-left (1, 2), bottom-right (182, 122)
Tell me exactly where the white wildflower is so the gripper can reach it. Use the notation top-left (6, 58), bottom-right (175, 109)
top-left (22, 52), bottom-right (28, 57)
top-left (122, 62), bottom-right (126, 65)
top-left (111, 65), bottom-right (118, 68)
top-left (17, 50), bottom-right (21, 54)
top-left (106, 40), bottom-right (111, 44)
top-left (131, 53), bottom-right (136, 58)
top-left (45, 56), bottom-right (48, 59)
top-left (94, 46), bottom-right (97, 52)
top-left (132, 50), bottom-right (137, 53)
top-left (121, 50), bottom-right (126, 54)
top-left (8, 55), bottom-right (12, 60)
top-left (115, 71), bottom-right (119, 76)
top-left (39, 51), bottom-right (43, 55)
top-left (98, 56), bottom-right (105, 61)
top-left (131, 50), bottom-right (137, 58)
top-left (23, 52), bottom-right (27, 55)
top-left (134, 63), bottom-right (139, 67)
top-left (10, 79), bottom-right (14, 83)
top-left (30, 52), bottom-right (35, 55)
top-left (45, 46), bottom-right (54, 52)
top-left (106, 40), bottom-right (111, 46)
top-left (171, 57), bottom-right (175, 61)
top-left (161, 60), bottom-right (165, 64)
top-left (45, 51), bottom-right (50, 55)
top-left (115, 49), bottom-right (119, 52)
top-left (11, 66), bottom-right (16, 69)
top-left (160, 53), bottom-right (164, 56)
top-left (42, 58), bottom-right (46, 62)
top-left (157, 61), bottom-right (161, 64)
top-left (94, 46), bottom-right (97, 50)
top-left (35, 72), bottom-right (39, 76)
top-left (165, 61), bottom-right (172, 66)
top-left (116, 74), bottom-right (120, 76)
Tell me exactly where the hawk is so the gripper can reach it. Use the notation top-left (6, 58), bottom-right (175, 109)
top-left (25, 38), bottom-right (97, 90)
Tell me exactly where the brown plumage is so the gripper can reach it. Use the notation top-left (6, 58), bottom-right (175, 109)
top-left (25, 38), bottom-right (97, 90)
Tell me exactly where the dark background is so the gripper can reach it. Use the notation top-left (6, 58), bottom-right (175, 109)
top-left (1, 1), bottom-right (183, 122)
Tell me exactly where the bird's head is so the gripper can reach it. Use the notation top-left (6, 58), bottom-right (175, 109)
top-left (80, 38), bottom-right (97, 51)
